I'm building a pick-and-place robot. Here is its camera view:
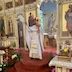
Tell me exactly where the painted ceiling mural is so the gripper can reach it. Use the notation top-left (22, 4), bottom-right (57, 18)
top-left (40, 0), bottom-right (56, 13)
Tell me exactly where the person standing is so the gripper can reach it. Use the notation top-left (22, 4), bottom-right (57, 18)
top-left (26, 17), bottom-right (44, 60)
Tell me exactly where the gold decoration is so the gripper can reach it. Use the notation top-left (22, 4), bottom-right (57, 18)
top-left (15, 0), bottom-right (18, 2)
top-left (31, 44), bottom-right (37, 49)
top-left (64, 48), bottom-right (68, 52)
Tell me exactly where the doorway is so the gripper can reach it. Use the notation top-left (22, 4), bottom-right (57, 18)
top-left (40, 0), bottom-right (57, 53)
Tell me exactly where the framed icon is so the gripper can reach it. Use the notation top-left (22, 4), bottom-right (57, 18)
top-left (5, 2), bottom-right (13, 9)
top-left (15, 0), bottom-right (23, 7)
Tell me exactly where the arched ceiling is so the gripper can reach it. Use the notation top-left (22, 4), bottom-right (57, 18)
top-left (40, 0), bottom-right (57, 13)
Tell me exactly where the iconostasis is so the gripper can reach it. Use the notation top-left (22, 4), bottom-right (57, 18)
top-left (0, 0), bottom-right (37, 49)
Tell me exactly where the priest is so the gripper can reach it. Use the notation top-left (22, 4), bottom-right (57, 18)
top-left (26, 17), bottom-right (44, 60)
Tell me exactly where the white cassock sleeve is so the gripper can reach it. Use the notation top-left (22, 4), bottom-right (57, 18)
top-left (26, 26), bottom-right (31, 50)
top-left (40, 27), bottom-right (44, 52)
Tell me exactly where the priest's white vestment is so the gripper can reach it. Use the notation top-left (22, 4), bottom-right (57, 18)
top-left (26, 25), bottom-right (44, 59)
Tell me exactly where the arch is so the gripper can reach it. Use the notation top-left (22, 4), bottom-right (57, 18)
top-left (38, 0), bottom-right (57, 49)
top-left (39, 0), bottom-right (57, 33)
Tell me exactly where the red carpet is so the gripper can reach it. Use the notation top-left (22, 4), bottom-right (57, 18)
top-left (7, 48), bottom-right (53, 72)
top-left (44, 47), bottom-right (56, 53)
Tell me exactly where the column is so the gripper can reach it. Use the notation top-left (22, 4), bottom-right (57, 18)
top-left (14, 19), bottom-right (19, 49)
top-left (36, 5), bottom-right (40, 17)
top-left (56, 1), bottom-right (61, 54)
top-left (4, 15), bottom-right (8, 34)
top-left (23, 0), bottom-right (28, 51)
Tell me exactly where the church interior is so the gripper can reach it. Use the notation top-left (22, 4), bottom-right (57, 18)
top-left (0, 0), bottom-right (72, 72)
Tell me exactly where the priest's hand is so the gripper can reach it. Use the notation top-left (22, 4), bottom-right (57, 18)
top-left (25, 22), bottom-right (27, 25)
top-left (37, 30), bottom-right (40, 33)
